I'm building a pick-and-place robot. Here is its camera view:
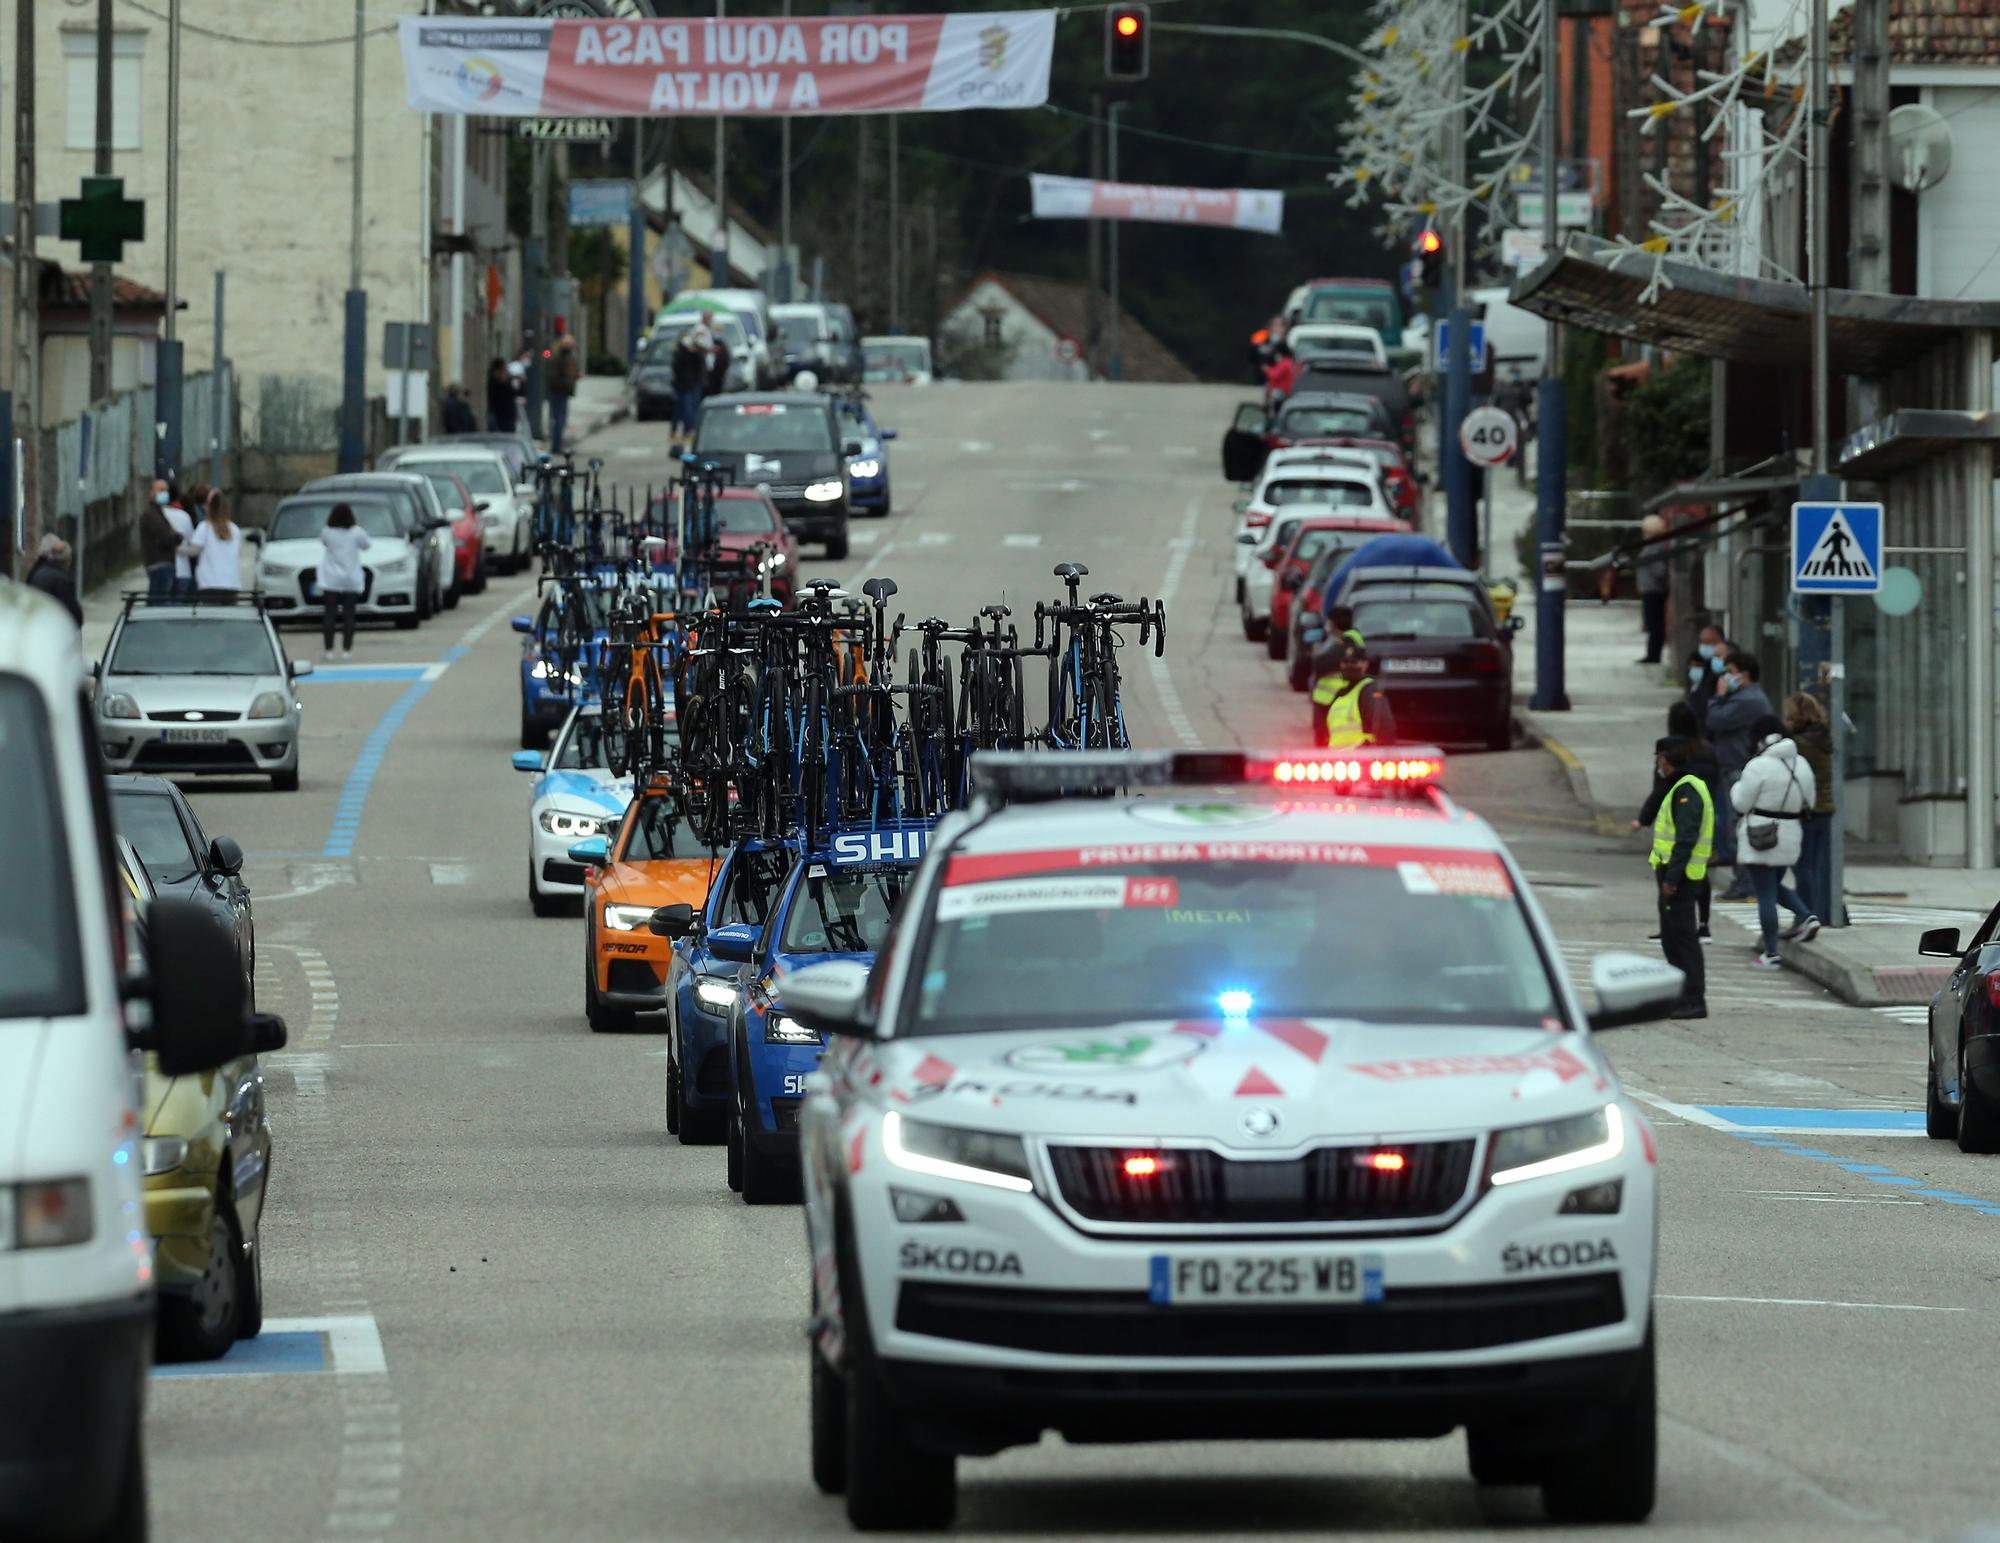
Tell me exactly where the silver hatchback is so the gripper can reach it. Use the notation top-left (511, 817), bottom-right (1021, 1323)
top-left (95, 595), bottom-right (311, 790)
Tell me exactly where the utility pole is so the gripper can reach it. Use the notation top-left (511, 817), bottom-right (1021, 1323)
top-left (1442, 0), bottom-right (1475, 566)
top-left (711, 0), bottom-right (728, 287)
top-left (339, 0), bottom-right (367, 472)
top-left (627, 119), bottom-right (647, 364)
top-left (887, 115), bottom-right (900, 333)
top-left (1531, 0), bottom-right (1569, 709)
top-left (1850, 0), bottom-right (1889, 422)
top-left (13, 0), bottom-right (39, 567)
top-left (526, 141), bottom-right (547, 437)
top-left (88, 0), bottom-right (114, 406)
top-left (157, 0), bottom-right (183, 479)
top-left (851, 118), bottom-right (868, 320)
top-left (1107, 103), bottom-right (1124, 382)
top-left (1086, 91), bottom-right (1103, 376)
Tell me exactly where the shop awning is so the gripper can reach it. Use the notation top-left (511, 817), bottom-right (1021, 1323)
top-left (1838, 408), bottom-right (2000, 479)
top-left (1510, 236), bottom-right (2000, 377)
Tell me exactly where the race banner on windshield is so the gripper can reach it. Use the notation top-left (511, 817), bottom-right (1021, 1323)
top-left (399, 13), bottom-right (1055, 117)
top-left (1028, 174), bottom-right (1285, 235)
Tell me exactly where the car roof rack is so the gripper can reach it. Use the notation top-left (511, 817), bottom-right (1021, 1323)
top-left (118, 589), bottom-right (275, 618)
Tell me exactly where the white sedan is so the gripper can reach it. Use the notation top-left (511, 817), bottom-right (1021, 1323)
top-left (512, 704), bottom-right (636, 917)
top-left (255, 494), bottom-right (426, 630)
top-left (1232, 464), bottom-right (1394, 597)
top-left (790, 747), bottom-right (1678, 1531)
top-left (384, 445), bottom-right (535, 574)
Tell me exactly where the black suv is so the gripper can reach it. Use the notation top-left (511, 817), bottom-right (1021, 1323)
top-left (693, 392), bottom-right (856, 559)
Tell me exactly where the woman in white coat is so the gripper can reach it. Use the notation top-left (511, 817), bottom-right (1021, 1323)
top-left (1731, 716), bottom-right (1819, 966)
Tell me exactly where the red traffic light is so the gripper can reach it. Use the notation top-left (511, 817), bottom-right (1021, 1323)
top-left (1115, 11), bottom-right (1141, 35)
top-left (1417, 229), bottom-right (1443, 255)
top-left (1105, 3), bottom-right (1150, 79)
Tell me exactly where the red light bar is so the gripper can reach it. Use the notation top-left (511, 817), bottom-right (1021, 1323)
top-left (1264, 752), bottom-right (1445, 789)
top-left (1123, 1154), bottom-right (1161, 1178)
top-left (1361, 1151), bottom-right (1407, 1173)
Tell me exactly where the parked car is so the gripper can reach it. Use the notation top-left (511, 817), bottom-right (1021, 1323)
top-left (773, 302), bottom-right (861, 384)
top-left (257, 494), bottom-right (427, 633)
top-left (1920, 903), bottom-right (2000, 1150)
top-left (110, 773), bottom-right (254, 992)
top-left (382, 444), bottom-right (532, 574)
top-left (302, 471), bottom-right (455, 616)
top-left (1322, 571), bottom-right (1520, 750)
top-left (861, 334), bottom-right (933, 384)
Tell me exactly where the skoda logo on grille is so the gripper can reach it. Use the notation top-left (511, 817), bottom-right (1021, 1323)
top-left (1240, 1106), bottom-right (1281, 1138)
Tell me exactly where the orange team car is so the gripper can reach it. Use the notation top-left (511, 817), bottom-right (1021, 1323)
top-left (575, 779), bottom-right (722, 1031)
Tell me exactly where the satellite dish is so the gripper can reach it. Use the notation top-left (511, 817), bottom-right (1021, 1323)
top-left (1887, 104), bottom-right (1953, 194)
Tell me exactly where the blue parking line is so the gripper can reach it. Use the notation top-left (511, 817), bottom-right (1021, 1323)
top-left (298, 666), bottom-right (428, 684)
top-left (1696, 1105), bottom-right (1926, 1134)
top-left (152, 1330), bottom-right (326, 1378)
top-left (321, 646), bottom-right (467, 859)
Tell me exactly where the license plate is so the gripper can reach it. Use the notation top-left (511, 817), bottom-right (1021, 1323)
top-left (1383, 657), bottom-right (1447, 674)
top-left (161, 727), bottom-right (227, 743)
top-left (1149, 1252), bottom-right (1384, 1306)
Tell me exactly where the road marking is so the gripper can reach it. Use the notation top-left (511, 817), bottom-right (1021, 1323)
top-left (1874, 1004), bottom-right (1928, 1026)
top-left (1007, 478), bottom-right (1091, 495)
top-left (321, 587), bottom-right (531, 858)
top-left (916, 531), bottom-right (954, 545)
top-left (1698, 1104), bottom-right (1925, 1134)
top-left (150, 1314), bottom-right (387, 1378)
top-left (959, 439), bottom-right (993, 452)
top-left (1003, 533), bottom-right (1042, 547)
top-left (427, 862), bottom-right (475, 886)
top-left (1661, 1293), bottom-right (1967, 1312)
top-left (848, 527), bottom-right (883, 545)
top-left (298, 665), bottom-right (431, 684)
top-left (1145, 495), bottom-right (1202, 749)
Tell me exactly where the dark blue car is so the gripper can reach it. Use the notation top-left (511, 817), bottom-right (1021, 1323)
top-left (661, 838), bottom-right (798, 1144)
top-left (835, 394), bottom-right (897, 517)
top-left (722, 822), bottom-right (931, 1202)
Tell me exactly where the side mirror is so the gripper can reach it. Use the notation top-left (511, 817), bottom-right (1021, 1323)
top-left (706, 922), bottom-right (759, 964)
top-left (843, 439), bottom-right (864, 455)
top-left (1232, 499), bottom-right (1251, 515)
top-left (1505, 615), bottom-right (1526, 634)
top-left (880, 428), bottom-right (898, 440)
top-left (511, 615), bottom-right (535, 635)
top-left (1236, 532), bottom-right (1257, 546)
top-left (1279, 571), bottom-right (1304, 592)
top-left (650, 902), bottom-right (697, 938)
top-left (474, 498), bottom-right (494, 512)
top-left (1919, 926), bottom-right (1963, 959)
top-left (289, 659), bottom-right (314, 679)
top-left (511, 750), bottom-right (544, 773)
top-left (567, 836), bottom-right (610, 866)
top-left (141, 897), bottom-right (254, 1074)
top-left (252, 1012), bottom-right (289, 1053)
top-left (1586, 951), bottom-right (1684, 1031)
top-left (209, 836), bottom-right (244, 877)
top-left (782, 960), bottom-right (875, 1040)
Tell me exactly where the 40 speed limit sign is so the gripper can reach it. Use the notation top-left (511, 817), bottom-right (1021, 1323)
top-left (1458, 405), bottom-right (1519, 468)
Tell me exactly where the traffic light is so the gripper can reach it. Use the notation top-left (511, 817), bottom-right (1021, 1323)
top-left (1416, 227), bottom-right (1445, 289)
top-left (1105, 4), bottom-right (1150, 81)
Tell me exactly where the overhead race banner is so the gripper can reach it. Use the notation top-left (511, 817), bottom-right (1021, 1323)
top-left (1028, 174), bottom-right (1285, 235)
top-left (399, 13), bottom-right (1055, 117)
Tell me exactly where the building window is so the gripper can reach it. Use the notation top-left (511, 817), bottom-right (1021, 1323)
top-left (63, 30), bottom-right (146, 152)
top-left (981, 309), bottom-right (1003, 348)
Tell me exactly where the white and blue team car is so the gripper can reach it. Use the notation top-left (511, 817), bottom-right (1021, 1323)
top-left (785, 747), bottom-right (1683, 1531)
top-left (512, 703), bottom-right (639, 916)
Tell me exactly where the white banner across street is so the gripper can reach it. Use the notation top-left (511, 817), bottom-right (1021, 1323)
top-left (1028, 173), bottom-right (1285, 235)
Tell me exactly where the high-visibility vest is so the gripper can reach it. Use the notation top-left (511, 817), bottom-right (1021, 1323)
top-left (1649, 773), bottom-right (1714, 882)
top-left (1323, 678), bottom-right (1375, 749)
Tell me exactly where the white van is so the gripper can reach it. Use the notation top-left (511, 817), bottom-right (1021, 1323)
top-left (1, 579), bottom-right (267, 1541)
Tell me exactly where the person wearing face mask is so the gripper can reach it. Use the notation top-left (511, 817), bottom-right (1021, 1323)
top-left (1704, 649), bottom-right (1776, 902)
top-left (138, 478), bottom-right (182, 600)
top-left (1686, 623), bottom-right (1728, 719)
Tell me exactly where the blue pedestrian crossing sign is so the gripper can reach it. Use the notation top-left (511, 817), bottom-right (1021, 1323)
top-left (1791, 501), bottom-right (1883, 594)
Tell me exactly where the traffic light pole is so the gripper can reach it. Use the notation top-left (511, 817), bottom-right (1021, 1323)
top-left (1531, 0), bottom-right (1569, 710)
top-left (1441, 0), bottom-right (1475, 569)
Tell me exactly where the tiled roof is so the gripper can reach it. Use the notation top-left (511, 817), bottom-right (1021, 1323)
top-left (1826, 0), bottom-right (2000, 65)
top-left (40, 264), bottom-right (168, 311)
top-left (951, 270), bottom-right (1198, 384)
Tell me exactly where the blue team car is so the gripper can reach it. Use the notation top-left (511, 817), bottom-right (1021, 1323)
top-left (719, 822), bottom-right (930, 1203)
top-left (836, 393), bottom-right (898, 517)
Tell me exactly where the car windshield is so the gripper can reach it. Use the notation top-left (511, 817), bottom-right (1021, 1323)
top-left (1305, 291), bottom-right (1399, 333)
top-left (1298, 335), bottom-right (1375, 358)
top-left (319, 484), bottom-right (415, 530)
top-left (413, 459), bottom-right (508, 495)
top-left (1267, 479), bottom-right (1373, 509)
top-left (418, 473), bottom-right (470, 512)
top-left (864, 343), bottom-right (926, 376)
top-left (913, 854), bottom-right (1555, 1032)
top-left (621, 792), bottom-right (714, 862)
top-left (1353, 597), bottom-right (1483, 639)
top-left (112, 789), bottom-right (199, 884)
top-left (268, 501), bottom-right (400, 541)
top-left (696, 404), bottom-right (835, 455)
top-left (776, 315), bottom-right (823, 349)
top-left (1280, 409), bottom-right (1377, 440)
top-left (1290, 528), bottom-right (1345, 566)
top-left (643, 326), bottom-right (692, 365)
top-left (553, 714), bottom-right (607, 770)
top-left (0, 676), bottom-right (85, 1017)
top-left (710, 847), bottom-right (793, 928)
top-left (455, 439), bottom-right (529, 481)
top-left (111, 616), bottom-right (278, 676)
top-left (780, 867), bottom-right (911, 954)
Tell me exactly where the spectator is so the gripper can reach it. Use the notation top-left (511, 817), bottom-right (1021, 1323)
top-left (1635, 700), bottom-right (1717, 942)
top-left (669, 321), bottom-right (713, 451)
top-left (1687, 622), bottom-right (1728, 720)
top-left (442, 382), bottom-right (479, 435)
top-left (25, 534), bottom-right (82, 625)
top-left (706, 312), bottom-right (733, 396)
top-left (1635, 514), bottom-right (1669, 664)
top-left (162, 484), bottom-right (196, 597)
top-left (1704, 649), bottom-right (1776, 901)
top-left (1732, 716), bottom-right (1818, 966)
top-left (139, 479), bottom-right (181, 600)
top-left (1647, 735), bottom-right (1711, 1019)
top-left (317, 502), bottom-right (371, 659)
top-left (486, 359), bottom-right (518, 434)
top-left (548, 336), bottom-right (581, 454)
top-left (185, 490), bottom-right (243, 597)
top-left (1784, 691), bottom-right (1836, 926)
top-left (1262, 341), bottom-right (1298, 403)
top-left (1311, 638), bottom-right (1396, 749)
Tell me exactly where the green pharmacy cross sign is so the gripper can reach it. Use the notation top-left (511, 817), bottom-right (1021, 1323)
top-left (59, 177), bottom-right (145, 263)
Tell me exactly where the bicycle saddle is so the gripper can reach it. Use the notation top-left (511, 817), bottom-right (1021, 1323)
top-left (862, 578), bottom-right (899, 603)
top-left (980, 604), bottom-right (1012, 620)
top-left (1053, 562), bottom-right (1089, 578)
top-left (588, 457), bottom-right (605, 473)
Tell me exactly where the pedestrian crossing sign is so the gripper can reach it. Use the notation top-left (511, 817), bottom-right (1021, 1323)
top-left (1791, 501), bottom-right (1883, 594)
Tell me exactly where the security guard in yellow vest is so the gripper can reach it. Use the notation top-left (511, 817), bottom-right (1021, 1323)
top-left (1649, 735), bottom-right (1714, 1018)
top-left (1310, 638), bottom-right (1397, 749)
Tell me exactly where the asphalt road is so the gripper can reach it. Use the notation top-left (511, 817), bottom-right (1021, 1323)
top-left (138, 383), bottom-right (2000, 1543)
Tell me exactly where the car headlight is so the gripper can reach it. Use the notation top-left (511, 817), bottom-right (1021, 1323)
top-left (99, 692), bottom-right (140, 720)
top-left (380, 556), bottom-right (415, 577)
top-left (538, 808), bottom-right (603, 836)
top-left (847, 458), bottom-right (880, 479)
top-left (602, 902), bottom-right (655, 933)
top-left (14, 1178), bottom-right (92, 1248)
top-left (882, 1111), bottom-right (1033, 1193)
top-left (142, 1137), bottom-right (188, 1176)
top-left (802, 479), bottom-right (844, 503)
top-left (248, 691), bottom-right (287, 719)
top-left (694, 979), bottom-right (738, 1014)
top-left (765, 1012), bottom-right (820, 1045)
top-left (1488, 1104), bottom-right (1625, 1187)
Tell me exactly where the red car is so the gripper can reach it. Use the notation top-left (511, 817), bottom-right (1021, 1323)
top-left (1296, 436), bottom-right (1421, 521)
top-left (1282, 515), bottom-right (1415, 687)
top-left (407, 466), bottom-right (489, 599)
top-left (647, 485), bottom-right (799, 606)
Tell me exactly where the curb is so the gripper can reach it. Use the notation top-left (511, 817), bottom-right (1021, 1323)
top-left (1512, 711), bottom-right (1626, 837)
top-left (1777, 938), bottom-right (1947, 1008)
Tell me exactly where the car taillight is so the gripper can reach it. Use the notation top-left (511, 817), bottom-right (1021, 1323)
top-left (1262, 549), bottom-right (1284, 569)
top-left (1299, 588), bottom-right (1321, 614)
top-left (1247, 512), bottom-right (1271, 529)
top-left (1468, 641), bottom-right (1505, 674)
top-left (1986, 974), bottom-right (2000, 1012)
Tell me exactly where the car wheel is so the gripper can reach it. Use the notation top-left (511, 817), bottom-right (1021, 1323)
top-left (810, 1326), bottom-right (848, 1496)
top-left (529, 864), bottom-right (563, 919)
top-left (444, 575), bottom-right (461, 610)
top-left (676, 1046), bottom-right (725, 1145)
top-left (99, 1411), bottom-right (146, 1543)
top-left (1957, 1045), bottom-right (2000, 1152)
top-left (1539, 1321), bottom-right (1655, 1524)
top-left (1265, 620), bottom-right (1286, 660)
top-left (736, 1039), bottom-right (793, 1203)
top-left (469, 553), bottom-right (488, 595)
top-left (726, 1103), bottom-right (745, 1193)
top-left (1240, 605), bottom-right (1266, 643)
top-left (157, 1199), bottom-right (244, 1361)
top-left (237, 1224), bottom-right (265, 1340)
top-left (826, 530), bottom-right (850, 562)
top-left (665, 1042), bottom-right (683, 1135)
top-left (416, 581), bottom-right (433, 622)
top-left (843, 1237), bottom-right (955, 1530)
top-left (1487, 714), bottom-right (1514, 752)
top-left (394, 611), bottom-right (420, 631)
top-left (270, 766), bottom-right (300, 792)
top-left (1465, 1427), bottom-right (1543, 1486)
top-left (1927, 1046), bottom-right (1958, 1140)
top-left (584, 954), bottom-right (633, 1033)
top-left (1288, 645), bottom-right (1310, 693)
top-left (1233, 574), bottom-right (1244, 606)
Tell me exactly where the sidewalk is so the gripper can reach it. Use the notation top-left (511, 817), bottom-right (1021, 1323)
top-left (562, 375), bottom-right (631, 445)
top-left (1512, 588), bottom-right (1990, 1006)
